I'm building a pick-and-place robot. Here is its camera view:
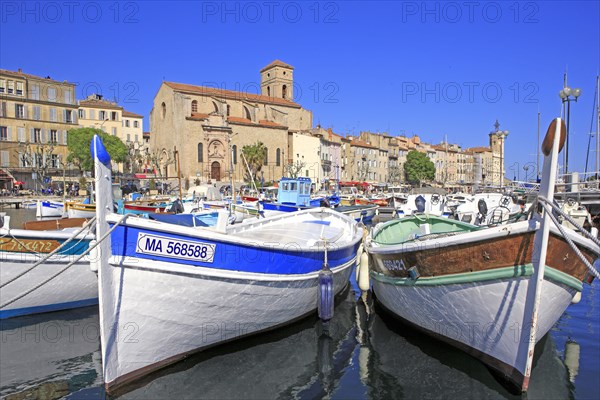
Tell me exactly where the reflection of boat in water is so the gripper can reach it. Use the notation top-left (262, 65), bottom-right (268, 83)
top-left (360, 293), bottom-right (574, 399)
top-left (0, 306), bottom-right (102, 398)
top-left (115, 286), bottom-right (358, 398)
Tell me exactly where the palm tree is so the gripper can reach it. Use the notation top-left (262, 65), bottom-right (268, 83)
top-left (241, 141), bottom-right (267, 182)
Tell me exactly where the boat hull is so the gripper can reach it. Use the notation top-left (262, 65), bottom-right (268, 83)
top-left (102, 254), bottom-right (354, 392)
top-left (367, 218), bottom-right (596, 390)
top-left (336, 205), bottom-right (377, 223)
top-left (99, 207), bottom-right (363, 392)
top-left (370, 269), bottom-right (577, 388)
top-left (36, 200), bottom-right (65, 218)
top-left (0, 252), bottom-right (98, 319)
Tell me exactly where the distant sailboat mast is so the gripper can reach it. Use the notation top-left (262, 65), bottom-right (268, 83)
top-left (584, 76), bottom-right (600, 180)
top-left (596, 75), bottom-right (600, 179)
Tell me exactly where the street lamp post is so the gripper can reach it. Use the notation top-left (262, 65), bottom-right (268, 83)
top-left (510, 161), bottom-right (520, 181)
top-left (559, 85), bottom-right (582, 175)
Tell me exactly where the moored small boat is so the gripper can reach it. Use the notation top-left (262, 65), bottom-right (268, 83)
top-left (0, 213), bottom-right (96, 319)
top-left (36, 200), bottom-right (65, 218)
top-left (364, 118), bottom-right (600, 392)
top-left (65, 201), bottom-right (96, 218)
top-left (91, 135), bottom-right (363, 393)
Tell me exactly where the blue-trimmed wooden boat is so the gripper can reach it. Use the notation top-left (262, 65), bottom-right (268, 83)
top-left (92, 136), bottom-right (363, 393)
top-left (0, 215), bottom-right (96, 319)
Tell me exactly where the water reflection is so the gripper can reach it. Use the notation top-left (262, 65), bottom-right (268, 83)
top-left (0, 306), bottom-right (102, 399)
top-left (116, 285), bottom-right (358, 399)
top-left (359, 291), bottom-right (574, 400)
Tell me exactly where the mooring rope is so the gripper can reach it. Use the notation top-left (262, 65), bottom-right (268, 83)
top-left (0, 214), bottom-right (129, 309)
top-left (538, 196), bottom-right (600, 248)
top-left (0, 217), bottom-right (97, 288)
top-left (538, 200), bottom-right (600, 281)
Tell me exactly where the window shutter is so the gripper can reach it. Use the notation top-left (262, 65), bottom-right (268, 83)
top-left (41, 129), bottom-right (46, 143)
top-left (62, 109), bottom-right (66, 122)
top-left (30, 128), bottom-right (35, 142)
top-left (63, 130), bottom-right (68, 145)
top-left (23, 105), bottom-right (28, 118)
top-left (90, 110), bottom-right (95, 120)
top-left (56, 130), bottom-right (62, 144)
top-left (72, 110), bottom-right (77, 124)
top-left (7, 127), bottom-right (12, 141)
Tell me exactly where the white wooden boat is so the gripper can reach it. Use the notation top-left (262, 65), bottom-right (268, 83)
top-left (65, 201), bottom-right (96, 218)
top-left (91, 135), bottom-right (363, 393)
top-left (35, 200), bottom-right (65, 218)
top-left (0, 214), bottom-right (96, 319)
top-left (364, 118), bottom-right (600, 392)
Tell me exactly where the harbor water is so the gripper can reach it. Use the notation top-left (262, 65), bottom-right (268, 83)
top-left (1, 208), bottom-right (599, 399)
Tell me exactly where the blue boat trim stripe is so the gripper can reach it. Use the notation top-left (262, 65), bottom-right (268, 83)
top-left (0, 298), bottom-right (98, 319)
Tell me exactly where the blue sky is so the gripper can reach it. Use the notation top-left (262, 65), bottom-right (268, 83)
top-left (1, 1), bottom-right (599, 179)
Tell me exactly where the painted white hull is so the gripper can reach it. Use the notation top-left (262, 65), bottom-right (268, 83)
top-left (67, 208), bottom-right (96, 219)
top-left (370, 271), bottom-right (577, 382)
top-left (102, 256), bottom-right (354, 388)
top-left (339, 206), bottom-right (377, 222)
top-left (36, 200), bottom-right (65, 218)
top-left (0, 255), bottom-right (97, 319)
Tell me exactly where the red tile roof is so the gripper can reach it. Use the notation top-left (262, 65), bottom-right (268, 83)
top-left (122, 110), bottom-right (143, 118)
top-left (187, 112), bottom-right (210, 120)
top-left (464, 146), bottom-right (491, 154)
top-left (258, 119), bottom-right (287, 128)
top-left (79, 99), bottom-right (123, 110)
top-left (227, 116), bottom-right (253, 125)
top-left (164, 81), bottom-right (301, 108)
top-left (350, 139), bottom-right (377, 149)
top-left (260, 60), bottom-right (294, 72)
top-left (0, 68), bottom-right (75, 85)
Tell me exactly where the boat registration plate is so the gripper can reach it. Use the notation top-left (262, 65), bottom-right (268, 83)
top-left (136, 233), bottom-right (215, 263)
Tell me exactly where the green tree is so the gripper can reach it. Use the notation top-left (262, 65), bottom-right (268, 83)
top-left (404, 150), bottom-right (435, 187)
top-left (241, 141), bottom-right (267, 182)
top-left (66, 128), bottom-right (128, 172)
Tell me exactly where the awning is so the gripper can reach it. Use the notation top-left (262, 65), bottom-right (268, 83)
top-left (14, 181), bottom-right (25, 185)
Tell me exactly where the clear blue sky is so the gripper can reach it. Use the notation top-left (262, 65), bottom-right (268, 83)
top-left (1, 1), bottom-right (599, 179)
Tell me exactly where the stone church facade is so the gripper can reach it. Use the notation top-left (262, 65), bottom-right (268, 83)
top-left (149, 60), bottom-right (313, 184)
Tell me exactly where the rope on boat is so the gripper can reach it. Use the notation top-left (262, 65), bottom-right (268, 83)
top-left (538, 200), bottom-right (600, 281)
top-left (0, 214), bottom-right (129, 310)
top-left (10, 218), bottom-right (93, 257)
top-left (0, 217), bottom-right (97, 289)
top-left (538, 196), bottom-right (600, 248)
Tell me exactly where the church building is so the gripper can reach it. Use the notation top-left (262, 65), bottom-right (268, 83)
top-left (149, 60), bottom-right (313, 184)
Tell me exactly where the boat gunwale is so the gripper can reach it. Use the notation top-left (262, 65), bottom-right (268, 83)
top-left (107, 208), bottom-right (362, 252)
top-left (368, 217), bottom-right (599, 256)
top-left (370, 264), bottom-right (584, 291)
